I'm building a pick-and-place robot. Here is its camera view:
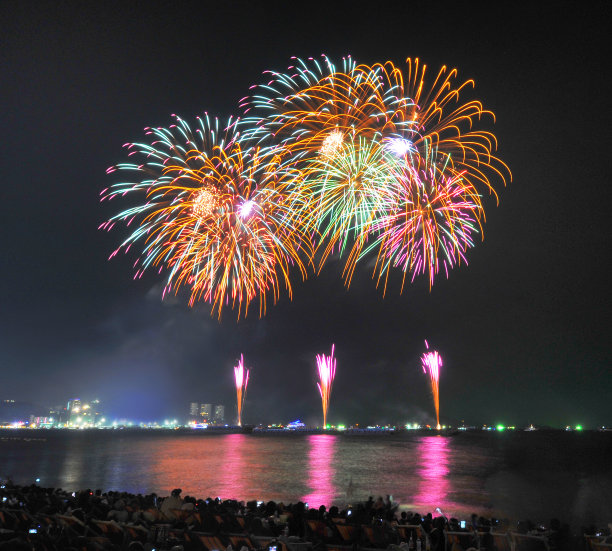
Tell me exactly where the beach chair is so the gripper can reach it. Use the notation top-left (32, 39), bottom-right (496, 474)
top-left (397, 525), bottom-right (422, 543)
top-left (306, 519), bottom-right (327, 541)
top-left (509, 532), bottom-right (549, 551)
top-left (361, 524), bottom-right (391, 548)
top-left (8, 508), bottom-right (36, 531)
top-left (228, 533), bottom-right (258, 550)
top-left (171, 507), bottom-right (198, 523)
top-left (55, 513), bottom-right (90, 538)
top-left (491, 532), bottom-right (512, 551)
top-left (122, 522), bottom-right (150, 544)
top-left (335, 523), bottom-right (359, 546)
top-left (235, 515), bottom-right (247, 531)
top-left (89, 519), bottom-right (126, 547)
top-left (444, 530), bottom-right (474, 551)
top-left (197, 532), bottom-right (228, 551)
top-left (584, 536), bottom-right (605, 551)
top-left (169, 527), bottom-right (203, 550)
top-left (143, 507), bottom-right (166, 524)
top-left (0, 509), bottom-right (17, 530)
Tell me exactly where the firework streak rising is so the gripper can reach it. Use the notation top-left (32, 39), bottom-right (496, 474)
top-left (103, 56), bottom-right (511, 318)
top-left (421, 340), bottom-right (442, 430)
top-left (316, 344), bottom-right (337, 428)
top-left (234, 355), bottom-right (250, 426)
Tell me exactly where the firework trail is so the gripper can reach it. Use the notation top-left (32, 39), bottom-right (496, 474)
top-left (103, 56), bottom-right (511, 315)
top-left (421, 340), bottom-right (442, 430)
top-left (240, 56), bottom-right (509, 287)
top-left (316, 344), bottom-right (337, 428)
top-left (303, 137), bottom-right (391, 280)
top-left (101, 114), bottom-right (314, 319)
top-left (239, 55), bottom-right (409, 155)
top-left (234, 355), bottom-right (250, 426)
top-left (362, 143), bottom-right (483, 294)
top-left (395, 57), bottom-right (512, 202)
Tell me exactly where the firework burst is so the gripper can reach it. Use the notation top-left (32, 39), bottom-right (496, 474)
top-left (392, 57), bottom-right (511, 198)
top-left (234, 355), bottom-right (250, 426)
top-left (363, 143), bottom-right (483, 292)
top-left (421, 340), bottom-right (442, 430)
top-left (316, 344), bottom-right (337, 429)
top-left (101, 115), bottom-right (314, 319)
top-left (300, 137), bottom-right (391, 282)
top-left (239, 55), bottom-right (413, 163)
top-left (103, 55), bottom-right (510, 315)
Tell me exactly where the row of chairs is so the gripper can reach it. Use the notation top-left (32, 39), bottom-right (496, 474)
top-left (586, 536), bottom-right (612, 551)
top-left (305, 521), bottom-right (424, 550)
top-left (1, 508), bottom-right (151, 549)
top-left (446, 530), bottom-right (551, 551)
top-left (305, 523), bottom-right (555, 551)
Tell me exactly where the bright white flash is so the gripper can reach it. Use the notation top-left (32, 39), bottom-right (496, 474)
top-left (385, 138), bottom-right (415, 157)
top-left (240, 200), bottom-right (255, 218)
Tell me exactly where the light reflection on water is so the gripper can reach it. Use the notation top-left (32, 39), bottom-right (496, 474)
top-left (303, 434), bottom-right (336, 506)
top-left (1, 430), bottom-right (611, 527)
top-left (414, 436), bottom-right (457, 515)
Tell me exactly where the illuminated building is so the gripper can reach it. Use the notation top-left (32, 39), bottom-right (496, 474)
top-left (213, 405), bottom-right (225, 425)
top-left (187, 402), bottom-right (225, 425)
top-left (200, 403), bottom-right (212, 421)
top-left (187, 402), bottom-right (212, 423)
top-left (66, 398), bottom-right (102, 427)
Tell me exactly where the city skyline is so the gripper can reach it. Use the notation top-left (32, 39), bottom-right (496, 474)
top-left (1, 3), bottom-right (610, 427)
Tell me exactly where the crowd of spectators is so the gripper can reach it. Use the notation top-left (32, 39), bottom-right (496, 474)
top-left (0, 480), bottom-right (607, 551)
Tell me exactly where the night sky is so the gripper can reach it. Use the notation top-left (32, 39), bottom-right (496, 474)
top-left (2, 2), bottom-right (610, 427)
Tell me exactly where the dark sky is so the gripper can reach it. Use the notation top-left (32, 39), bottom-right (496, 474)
top-left (1, 1), bottom-right (610, 427)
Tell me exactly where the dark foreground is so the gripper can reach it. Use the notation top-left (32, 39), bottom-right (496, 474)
top-left (0, 482), bottom-right (609, 551)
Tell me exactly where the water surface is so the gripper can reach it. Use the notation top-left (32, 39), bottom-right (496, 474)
top-left (1, 430), bottom-right (610, 528)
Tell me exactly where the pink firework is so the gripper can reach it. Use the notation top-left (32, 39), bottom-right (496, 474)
top-left (234, 355), bottom-right (250, 426)
top-left (316, 345), bottom-right (337, 428)
top-left (421, 340), bottom-right (442, 430)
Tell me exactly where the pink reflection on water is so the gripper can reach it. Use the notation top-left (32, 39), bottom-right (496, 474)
top-left (303, 434), bottom-right (337, 507)
top-left (218, 434), bottom-right (248, 499)
top-left (414, 436), bottom-right (456, 514)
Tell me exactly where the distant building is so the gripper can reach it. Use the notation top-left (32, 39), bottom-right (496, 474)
top-left (66, 398), bottom-right (102, 427)
top-left (213, 405), bottom-right (225, 425)
top-left (200, 403), bottom-right (212, 421)
top-left (187, 402), bottom-right (224, 425)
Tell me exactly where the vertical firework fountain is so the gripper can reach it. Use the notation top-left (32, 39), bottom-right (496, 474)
top-left (316, 345), bottom-right (337, 429)
top-left (234, 355), bottom-right (249, 427)
top-left (421, 340), bottom-right (442, 430)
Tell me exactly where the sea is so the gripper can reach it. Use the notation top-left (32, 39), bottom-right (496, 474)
top-left (1, 429), bottom-right (611, 530)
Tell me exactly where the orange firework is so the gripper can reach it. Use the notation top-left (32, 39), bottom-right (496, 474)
top-left (316, 345), bottom-right (337, 428)
top-left (421, 340), bottom-right (442, 430)
top-left (364, 143), bottom-right (484, 294)
top-left (397, 57), bottom-right (511, 199)
top-left (234, 355), bottom-right (249, 426)
top-left (102, 115), bottom-right (314, 319)
top-left (104, 56), bottom-right (511, 315)
top-left (241, 56), bottom-right (510, 289)
top-left (241, 55), bottom-right (412, 162)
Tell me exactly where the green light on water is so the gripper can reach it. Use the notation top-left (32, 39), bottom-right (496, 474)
top-left (496, 424), bottom-right (505, 431)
